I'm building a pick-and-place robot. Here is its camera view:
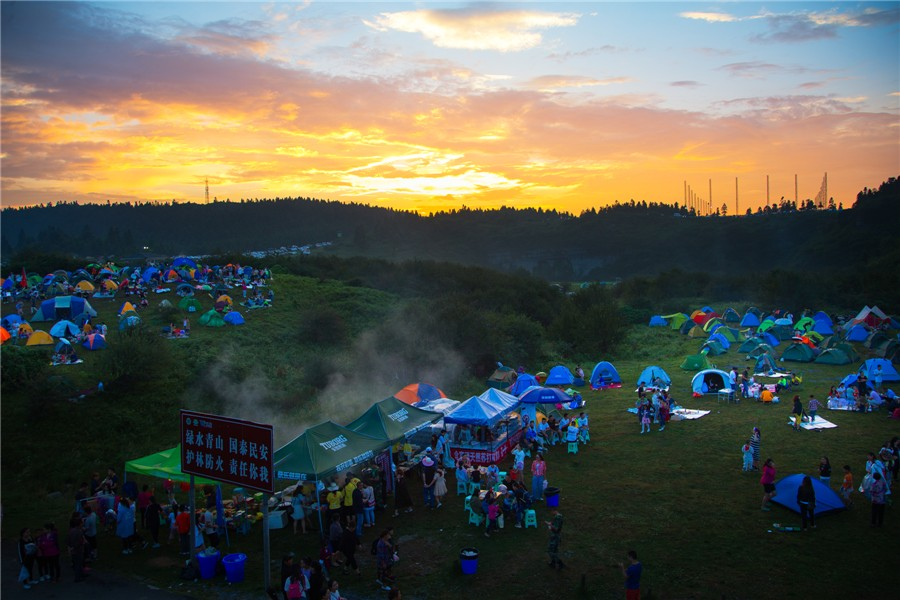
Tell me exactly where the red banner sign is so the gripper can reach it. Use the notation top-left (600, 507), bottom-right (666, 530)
top-left (180, 410), bottom-right (275, 494)
top-left (449, 427), bottom-right (525, 466)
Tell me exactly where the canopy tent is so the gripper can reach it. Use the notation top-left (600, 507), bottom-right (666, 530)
top-left (590, 361), bottom-right (622, 388)
top-left (517, 386), bottom-right (571, 405)
top-left (691, 369), bottom-right (731, 395)
top-left (393, 382), bottom-right (447, 406)
top-left (636, 366), bottom-right (672, 389)
top-left (507, 373), bottom-right (540, 396)
top-left (345, 396), bottom-right (442, 442)
top-left (770, 474), bottom-right (846, 517)
top-left (477, 388), bottom-right (520, 412)
top-left (274, 421), bottom-right (388, 483)
top-left (444, 395), bottom-right (514, 427)
top-left (486, 365), bottom-right (517, 390)
top-left (544, 365), bottom-right (575, 386)
top-left (125, 444), bottom-right (217, 485)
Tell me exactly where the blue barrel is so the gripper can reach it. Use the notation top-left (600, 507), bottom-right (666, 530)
top-left (545, 487), bottom-right (560, 507)
top-left (197, 550), bottom-right (220, 580)
top-left (460, 548), bottom-right (478, 575)
top-left (222, 553), bottom-right (247, 583)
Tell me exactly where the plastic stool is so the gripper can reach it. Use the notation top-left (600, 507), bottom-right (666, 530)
top-left (464, 495), bottom-right (472, 513)
top-left (457, 480), bottom-right (468, 495)
top-left (580, 431), bottom-right (590, 443)
top-left (468, 511), bottom-right (485, 527)
top-left (524, 509), bottom-right (538, 529)
top-left (468, 481), bottom-right (481, 495)
top-left (567, 442), bottom-right (578, 454)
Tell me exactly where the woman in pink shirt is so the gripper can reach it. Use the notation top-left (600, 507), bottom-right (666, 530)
top-left (760, 458), bottom-right (777, 511)
top-left (531, 453), bottom-right (546, 502)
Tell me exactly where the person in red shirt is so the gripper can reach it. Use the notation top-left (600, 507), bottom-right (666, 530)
top-left (137, 485), bottom-right (153, 529)
top-left (175, 506), bottom-right (191, 556)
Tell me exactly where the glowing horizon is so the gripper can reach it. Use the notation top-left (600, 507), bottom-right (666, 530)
top-left (2, 2), bottom-right (898, 214)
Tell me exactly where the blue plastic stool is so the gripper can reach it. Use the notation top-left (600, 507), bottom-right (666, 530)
top-left (464, 495), bottom-right (472, 513)
top-left (457, 480), bottom-right (468, 495)
top-left (568, 442), bottom-right (578, 454)
top-left (524, 509), bottom-right (538, 529)
top-left (468, 481), bottom-right (481, 495)
top-left (468, 511), bottom-right (485, 527)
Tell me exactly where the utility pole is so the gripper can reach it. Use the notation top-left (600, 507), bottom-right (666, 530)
top-left (766, 175), bottom-right (769, 208)
top-left (794, 174), bottom-right (798, 205)
top-left (205, 178), bottom-right (210, 204)
top-left (735, 177), bottom-right (739, 216)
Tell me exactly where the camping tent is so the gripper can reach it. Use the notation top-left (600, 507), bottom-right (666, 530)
top-left (707, 333), bottom-right (732, 349)
top-left (722, 308), bottom-right (741, 324)
top-left (507, 373), bottom-right (539, 396)
top-left (781, 343), bottom-right (816, 362)
top-left (702, 317), bottom-right (724, 332)
top-left (859, 358), bottom-right (900, 382)
top-left (844, 324), bottom-right (869, 342)
top-left (794, 317), bottom-right (816, 332)
top-left (589, 361), bottom-right (622, 388)
top-left (26, 330), bottom-right (54, 346)
top-left (748, 344), bottom-right (778, 359)
top-left (769, 324), bottom-right (794, 341)
top-left (82, 333), bottom-right (107, 350)
top-left (812, 311), bottom-right (832, 326)
top-left (864, 331), bottom-right (890, 350)
top-left (812, 320), bottom-right (834, 335)
top-left (680, 354), bottom-right (711, 371)
top-left (0, 326), bottom-right (10, 345)
top-left (223, 311), bottom-right (245, 325)
top-left (518, 386), bottom-right (571, 405)
top-left (770, 475), bottom-right (846, 517)
top-left (1, 314), bottom-right (23, 330)
top-left (486, 365), bottom-right (517, 390)
top-left (740, 312), bottom-right (761, 327)
top-left (199, 309), bottom-right (226, 327)
top-left (679, 320), bottom-right (697, 335)
top-left (662, 313), bottom-right (689, 330)
top-left (545, 365), bottom-right (575, 386)
top-left (648, 315), bottom-right (667, 327)
top-left (738, 338), bottom-right (763, 354)
top-left (118, 301), bottom-right (137, 316)
top-left (274, 421), bottom-right (388, 482)
top-left (119, 315), bottom-right (142, 330)
top-left (393, 383), bottom-right (447, 406)
top-left (346, 396), bottom-right (442, 442)
top-left (850, 305), bottom-right (889, 328)
top-left (691, 369), bottom-right (731, 395)
top-left (636, 366), bottom-right (671, 389)
top-left (179, 297), bottom-right (203, 312)
top-left (701, 340), bottom-right (727, 356)
top-left (687, 325), bottom-right (706, 338)
top-left (50, 320), bottom-right (80, 338)
top-left (814, 349), bottom-right (853, 365)
top-left (31, 296), bottom-right (97, 322)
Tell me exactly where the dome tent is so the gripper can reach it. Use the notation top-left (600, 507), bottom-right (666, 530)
top-left (691, 369), bottom-right (731, 395)
top-left (589, 362), bottom-right (621, 388)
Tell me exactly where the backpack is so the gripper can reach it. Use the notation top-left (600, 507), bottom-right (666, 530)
top-left (287, 578), bottom-right (304, 599)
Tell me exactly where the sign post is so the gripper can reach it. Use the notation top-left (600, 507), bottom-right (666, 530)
top-left (181, 410), bottom-right (275, 590)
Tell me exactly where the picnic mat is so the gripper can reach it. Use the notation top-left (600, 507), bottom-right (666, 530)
top-left (786, 417), bottom-right (837, 430)
top-left (754, 372), bottom-right (793, 378)
top-left (51, 359), bottom-right (84, 366)
top-left (671, 409), bottom-right (710, 420)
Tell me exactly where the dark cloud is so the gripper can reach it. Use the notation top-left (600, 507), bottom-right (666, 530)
top-left (671, 80), bottom-right (702, 88)
top-left (751, 14), bottom-right (838, 43)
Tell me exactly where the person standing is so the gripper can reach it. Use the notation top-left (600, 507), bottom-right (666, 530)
top-left (531, 453), bottom-right (546, 502)
top-left (840, 465), bottom-right (854, 507)
top-left (791, 396), bottom-right (806, 431)
top-left (620, 550), bottom-right (642, 600)
top-left (856, 373), bottom-right (869, 406)
top-left (116, 497), bottom-right (136, 554)
top-left (66, 516), bottom-right (87, 583)
top-left (176, 505), bottom-right (191, 555)
top-left (545, 506), bottom-right (564, 569)
top-left (818, 457), bottom-right (832, 484)
top-left (392, 469), bottom-right (413, 516)
top-left (750, 428), bottom-right (761, 471)
top-left (873, 364), bottom-right (884, 392)
top-left (17, 527), bottom-right (38, 589)
top-left (82, 505), bottom-right (98, 560)
top-left (741, 369), bottom-right (751, 399)
top-left (796, 475), bottom-right (817, 530)
top-left (760, 458), bottom-right (777, 511)
top-left (375, 528), bottom-right (395, 591)
top-left (807, 395), bottom-right (821, 423)
top-left (145, 496), bottom-right (162, 548)
top-left (870, 472), bottom-right (886, 527)
top-left (421, 456), bottom-right (437, 510)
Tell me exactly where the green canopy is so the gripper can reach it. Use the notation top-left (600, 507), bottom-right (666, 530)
top-left (124, 444), bottom-right (217, 484)
top-left (273, 421), bottom-right (388, 482)
top-left (345, 396), bottom-right (442, 443)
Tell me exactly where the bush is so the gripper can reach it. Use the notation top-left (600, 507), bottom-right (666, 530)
top-left (1, 345), bottom-right (49, 392)
top-left (99, 326), bottom-right (175, 387)
top-left (299, 306), bottom-right (349, 346)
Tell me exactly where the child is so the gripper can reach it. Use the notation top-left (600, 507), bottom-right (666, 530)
top-left (742, 441), bottom-right (753, 472)
top-left (433, 468), bottom-right (447, 508)
top-left (167, 505), bottom-right (178, 545)
top-left (484, 496), bottom-right (499, 538)
top-left (840, 465), bottom-right (854, 507)
top-left (640, 406), bottom-right (651, 434)
top-left (808, 394), bottom-right (820, 422)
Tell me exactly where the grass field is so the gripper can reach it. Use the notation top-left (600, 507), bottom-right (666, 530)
top-left (2, 281), bottom-right (897, 599)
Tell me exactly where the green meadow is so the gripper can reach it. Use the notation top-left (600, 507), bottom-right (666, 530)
top-left (1, 273), bottom-right (896, 599)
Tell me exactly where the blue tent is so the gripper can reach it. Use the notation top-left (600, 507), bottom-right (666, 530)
top-left (1, 278), bottom-right (13, 290)
top-left (172, 257), bottom-right (198, 269)
top-left (50, 320), bottom-right (80, 337)
top-left (770, 474), bottom-right (846, 517)
top-left (740, 313), bottom-right (761, 327)
top-left (701, 306), bottom-right (715, 313)
top-left (31, 296), bottom-right (97, 322)
top-left (141, 267), bottom-right (159, 284)
top-left (507, 373), bottom-right (539, 396)
top-left (761, 332), bottom-right (780, 347)
top-left (860, 358), bottom-right (900, 382)
top-left (707, 332), bottom-right (731, 349)
top-left (590, 361), bottom-right (622, 388)
top-left (545, 365), bottom-right (575, 386)
top-left (518, 386), bottom-right (571, 404)
top-left (444, 396), bottom-right (510, 427)
top-left (223, 311), bottom-right (245, 325)
top-left (477, 388), bottom-right (520, 412)
top-left (636, 366), bottom-right (671, 389)
top-left (1, 314), bottom-right (23, 329)
top-left (648, 315), bottom-right (667, 327)
top-left (845, 324), bottom-right (869, 342)
top-left (813, 311), bottom-right (833, 326)
top-left (690, 369), bottom-right (730, 394)
top-left (813, 320), bottom-right (834, 335)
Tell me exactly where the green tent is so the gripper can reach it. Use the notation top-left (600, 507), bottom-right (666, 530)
top-left (757, 320), bottom-right (775, 333)
top-left (834, 342), bottom-right (860, 362)
top-left (662, 313), bottom-right (689, 330)
top-left (687, 325), bottom-right (706, 338)
top-left (716, 327), bottom-right (741, 342)
top-left (814, 348), bottom-right (853, 365)
top-left (702, 317), bottom-right (724, 332)
top-left (781, 343), bottom-right (816, 362)
top-left (747, 344), bottom-right (777, 359)
top-left (680, 354), bottom-right (711, 371)
top-left (273, 421), bottom-right (388, 483)
top-left (199, 309), bottom-right (226, 327)
top-left (345, 397), bottom-right (442, 443)
top-left (179, 297), bottom-right (203, 312)
top-left (795, 317), bottom-right (816, 332)
top-left (124, 444), bottom-right (217, 484)
top-left (738, 337), bottom-right (763, 353)
top-left (701, 340), bottom-right (727, 356)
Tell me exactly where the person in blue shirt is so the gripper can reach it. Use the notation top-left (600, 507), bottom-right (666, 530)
top-left (620, 550), bottom-right (642, 600)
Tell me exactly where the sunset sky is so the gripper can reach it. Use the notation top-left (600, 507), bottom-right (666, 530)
top-left (1, 1), bottom-right (898, 214)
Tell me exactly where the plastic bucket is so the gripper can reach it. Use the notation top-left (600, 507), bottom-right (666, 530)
top-left (222, 553), bottom-right (247, 583)
top-left (545, 487), bottom-right (560, 507)
top-left (460, 548), bottom-right (478, 575)
top-left (197, 550), bottom-right (220, 580)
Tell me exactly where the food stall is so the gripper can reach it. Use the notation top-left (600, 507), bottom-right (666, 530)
top-left (445, 388), bottom-right (523, 466)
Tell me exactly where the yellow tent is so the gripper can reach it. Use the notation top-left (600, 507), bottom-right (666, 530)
top-left (17, 323), bottom-right (34, 337)
top-left (102, 279), bottom-right (119, 291)
top-left (75, 280), bottom-right (95, 292)
top-left (118, 301), bottom-right (136, 315)
top-left (216, 294), bottom-right (233, 306)
top-left (26, 330), bottom-right (54, 346)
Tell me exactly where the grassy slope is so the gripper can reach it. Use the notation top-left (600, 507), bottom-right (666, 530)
top-left (2, 286), bottom-right (897, 599)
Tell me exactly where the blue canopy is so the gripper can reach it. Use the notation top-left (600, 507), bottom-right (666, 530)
top-left (770, 474), bottom-right (846, 517)
top-left (518, 386), bottom-right (571, 404)
top-left (477, 388), bottom-right (520, 412)
top-left (590, 361), bottom-right (622, 388)
top-left (636, 366), bottom-right (671, 388)
top-left (444, 395), bottom-right (511, 427)
top-left (545, 365), bottom-right (575, 386)
top-left (507, 373), bottom-right (539, 396)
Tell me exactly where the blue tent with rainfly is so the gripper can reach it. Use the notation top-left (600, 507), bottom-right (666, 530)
top-left (691, 369), bottom-right (731, 395)
top-left (770, 474), bottom-right (846, 517)
top-left (223, 311), bottom-right (245, 325)
top-left (812, 311), bottom-right (832, 326)
top-left (507, 373), bottom-right (540, 396)
top-left (760, 332), bottom-right (780, 347)
top-left (859, 358), bottom-right (900, 382)
top-left (845, 324), bottom-right (869, 342)
top-left (707, 332), bottom-right (731, 349)
top-left (636, 366), bottom-right (671, 389)
top-left (31, 296), bottom-right (97, 322)
top-left (50, 320), bottom-right (80, 337)
top-left (141, 266), bottom-right (160, 284)
top-left (545, 365), bottom-right (575, 386)
top-left (648, 315), bottom-right (667, 327)
top-left (740, 312), bottom-right (761, 327)
top-left (590, 361), bottom-right (622, 389)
